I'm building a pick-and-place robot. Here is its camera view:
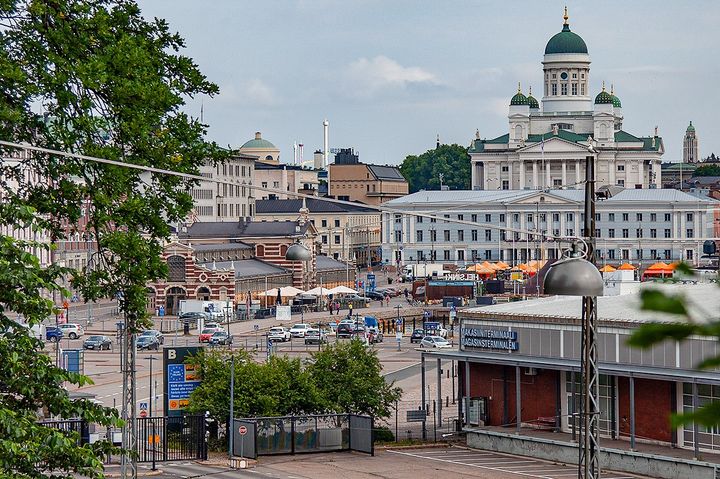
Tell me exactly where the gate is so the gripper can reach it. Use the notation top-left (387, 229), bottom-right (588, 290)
top-left (233, 414), bottom-right (373, 458)
top-left (136, 415), bottom-right (206, 462)
top-left (38, 419), bottom-right (89, 445)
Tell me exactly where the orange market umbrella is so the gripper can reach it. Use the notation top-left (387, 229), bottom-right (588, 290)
top-left (646, 261), bottom-right (670, 271)
top-left (481, 261), bottom-right (496, 270)
top-left (516, 263), bottom-right (528, 271)
top-left (495, 261), bottom-right (510, 269)
top-left (618, 263), bottom-right (636, 271)
top-left (598, 265), bottom-right (616, 273)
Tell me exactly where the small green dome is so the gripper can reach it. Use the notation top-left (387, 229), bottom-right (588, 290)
top-left (611, 95), bottom-right (621, 108)
top-left (545, 24), bottom-right (588, 55)
top-left (510, 86), bottom-right (528, 106)
top-left (527, 94), bottom-right (539, 109)
top-left (595, 88), bottom-right (613, 105)
top-left (240, 132), bottom-right (276, 150)
top-left (687, 121), bottom-right (695, 132)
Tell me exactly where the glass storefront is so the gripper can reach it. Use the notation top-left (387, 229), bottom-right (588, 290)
top-left (564, 372), bottom-right (614, 436)
top-left (682, 383), bottom-right (720, 451)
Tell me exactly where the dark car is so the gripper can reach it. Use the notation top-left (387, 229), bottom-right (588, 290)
top-left (46, 326), bottom-right (63, 343)
top-left (140, 329), bottom-right (164, 345)
top-left (83, 335), bottom-right (113, 350)
top-left (410, 329), bottom-right (425, 343)
top-left (365, 291), bottom-right (384, 301)
top-left (336, 323), bottom-right (354, 339)
top-left (209, 331), bottom-right (233, 346)
top-left (179, 312), bottom-right (209, 324)
top-left (136, 335), bottom-right (160, 350)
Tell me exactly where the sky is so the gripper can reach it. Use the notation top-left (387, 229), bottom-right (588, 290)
top-left (137, 0), bottom-right (720, 166)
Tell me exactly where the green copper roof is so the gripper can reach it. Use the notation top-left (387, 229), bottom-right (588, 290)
top-left (544, 24), bottom-right (588, 55)
top-left (595, 89), bottom-right (613, 104)
top-left (510, 92), bottom-right (528, 106)
top-left (240, 133), bottom-right (276, 150)
top-left (527, 94), bottom-right (539, 109)
top-left (614, 130), bottom-right (642, 143)
top-left (611, 95), bottom-right (621, 108)
top-left (687, 121), bottom-right (695, 132)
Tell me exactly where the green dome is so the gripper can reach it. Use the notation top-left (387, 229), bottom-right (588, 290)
top-left (240, 132), bottom-right (276, 150)
top-left (510, 92), bottom-right (528, 106)
top-left (611, 95), bottom-right (621, 108)
top-left (545, 24), bottom-right (588, 55)
top-left (527, 94), bottom-right (539, 109)
top-left (595, 89), bottom-right (613, 105)
top-left (687, 121), bottom-right (695, 132)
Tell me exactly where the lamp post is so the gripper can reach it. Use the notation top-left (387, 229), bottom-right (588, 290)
top-left (544, 149), bottom-right (602, 479)
top-left (145, 355), bottom-right (158, 471)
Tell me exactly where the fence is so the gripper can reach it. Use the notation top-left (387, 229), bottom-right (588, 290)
top-left (135, 415), bottom-right (207, 463)
top-left (380, 400), bottom-right (460, 443)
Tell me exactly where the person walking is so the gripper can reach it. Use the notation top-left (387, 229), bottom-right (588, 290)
top-left (384, 294), bottom-right (390, 307)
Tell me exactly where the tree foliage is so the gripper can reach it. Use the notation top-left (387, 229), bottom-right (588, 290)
top-left (693, 163), bottom-right (720, 177)
top-left (628, 267), bottom-right (720, 428)
top-left (400, 144), bottom-right (470, 193)
top-left (188, 342), bottom-right (402, 427)
top-left (0, 1), bottom-right (225, 476)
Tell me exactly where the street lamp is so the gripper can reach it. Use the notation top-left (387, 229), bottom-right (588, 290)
top-left (145, 355), bottom-right (158, 471)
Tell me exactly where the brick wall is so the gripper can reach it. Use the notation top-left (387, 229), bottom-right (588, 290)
top-left (617, 377), bottom-right (673, 443)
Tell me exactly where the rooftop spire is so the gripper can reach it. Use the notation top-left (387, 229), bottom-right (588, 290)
top-left (563, 6), bottom-right (569, 25)
top-left (602, 81), bottom-right (606, 92)
top-left (610, 83), bottom-right (614, 95)
top-left (517, 82), bottom-right (522, 93)
top-left (528, 86), bottom-right (533, 96)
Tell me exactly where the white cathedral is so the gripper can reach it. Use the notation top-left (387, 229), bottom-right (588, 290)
top-left (470, 9), bottom-right (664, 191)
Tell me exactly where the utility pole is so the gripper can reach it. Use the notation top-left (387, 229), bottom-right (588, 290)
top-left (121, 311), bottom-right (137, 479)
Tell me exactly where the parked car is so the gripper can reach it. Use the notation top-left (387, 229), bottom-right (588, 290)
top-left (365, 291), bottom-right (384, 301)
top-left (304, 329), bottom-right (327, 345)
top-left (350, 326), bottom-right (368, 344)
top-left (83, 335), bottom-right (112, 350)
top-left (268, 327), bottom-right (291, 342)
top-left (199, 327), bottom-right (222, 343)
top-left (204, 322), bottom-right (220, 330)
top-left (336, 323), bottom-right (354, 339)
top-left (136, 334), bottom-right (160, 350)
top-left (410, 329), bottom-right (425, 343)
top-left (420, 336), bottom-right (452, 349)
top-left (289, 323), bottom-right (312, 338)
top-left (209, 331), bottom-right (233, 345)
top-left (140, 329), bottom-right (164, 345)
top-left (367, 328), bottom-right (383, 344)
top-left (326, 321), bottom-right (338, 332)
top-left (59, 323), bottom-right (84, 339)
top-left (45, 326), bottom-right (63, 342)
top-left (179, 311), bottom-right (210, 324)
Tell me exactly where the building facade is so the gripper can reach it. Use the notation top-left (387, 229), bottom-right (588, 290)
top-left (189, 153), bottom-right (256, 222)
top-left (238, 131), bottom-right (280, 165)
top-left (470, 11), bottom-right (663, 191)
top-left (382, 189), bottom-right (720, 267)
top-left (254, 162), bottom-right (321, 200)
top-left (683, 122), bottom-right (699, 164)
top-left (328, 149), bottom-right (408, 205)
top-left (255, 198), bottom-right (381, 266)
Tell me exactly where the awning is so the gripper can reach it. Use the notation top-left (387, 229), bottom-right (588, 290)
top-left (260, 286), bottom-right (304, 297)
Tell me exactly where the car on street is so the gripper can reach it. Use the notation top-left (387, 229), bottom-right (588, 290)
top-left (420, 336), bottom-right (452, 349)
top-left (45, 326), bottom-right (63, 342)
top-left (140, 329), bottom-right (164, 345)
top-left (410, 329), bottom-right (425, 343)
top-left (136, 334), bottom-right (160, 350)
top-left (179, 311), bottom-right (210, 324)
top-left (209, 331), bottom-right (233, 345)
top-left (289, 323), bottom-right (312, 338)
top-left (367, 328), bottom-right (383, 344)
top-left (199, 327), bottom-right (222, 343)
top-left (304, 329), bottom-right (327, 345)
top-left (336, 323), bottom-right (354, 339)
top-left (364, 290), bottom-right (384, 301)
top-left (59, 323), bottom-right (84, 339)
top-left (268, 327), bottom-right (291, 342)
top-left (83, 335), bottom-right (113, 350)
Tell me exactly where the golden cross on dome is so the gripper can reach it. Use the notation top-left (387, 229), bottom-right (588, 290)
top-left (563, 6), bottom-right (569, 25)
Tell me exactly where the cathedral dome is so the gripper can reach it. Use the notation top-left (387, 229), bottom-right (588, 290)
top-left (595, 86), bottom-right (613, 105)
top-left (510, 84), bottom-right (528, 106)
top-left (526, 87), bottom-right (539, 109)
top-left (545, 8), bottom-right (588, 55)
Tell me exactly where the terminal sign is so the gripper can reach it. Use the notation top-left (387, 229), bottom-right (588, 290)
top-left (461, 328), bottom-right (519, 351)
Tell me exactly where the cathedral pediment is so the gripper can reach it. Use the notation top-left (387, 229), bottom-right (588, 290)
top-left (507, 190), bottom-right (582, 205)
top-left (516, 137), bottom-right (590, 154)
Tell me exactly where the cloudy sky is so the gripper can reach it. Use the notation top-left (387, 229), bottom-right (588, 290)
top-left (137, 0), bottom-right (719, 165)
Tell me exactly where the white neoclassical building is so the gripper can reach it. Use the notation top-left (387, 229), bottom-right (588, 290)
top-left (470, 9), bottom-right (664, 191)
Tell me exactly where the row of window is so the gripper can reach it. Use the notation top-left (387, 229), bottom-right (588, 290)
top-left (548, 82), bottom-right (585, 96)
top-left (217, 163), bottom-right (250, 178)
top-left (412, 212), bottom-right (692, 224)
top-left (400, 248), bottom-right (696, 263)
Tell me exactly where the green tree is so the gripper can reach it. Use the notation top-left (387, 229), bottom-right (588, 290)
top-left (0, 1), bottom-right (225, 476)
top-left (693, 164), bottom-right (720, 177)
top-left (307, 341), bottom-right (402, 418)
top-left (400, 144), bottom-right (471, 193)
top-left (628, 265), bottom-right (720, 428)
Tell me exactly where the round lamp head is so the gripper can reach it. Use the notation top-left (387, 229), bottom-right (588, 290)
top-left (285, 243), bottom-right (312, 261)
top-left (543, 257), bottom-right (603, 296)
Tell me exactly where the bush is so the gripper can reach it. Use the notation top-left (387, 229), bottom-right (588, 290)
top-left (373, 426), bottom-right (395, 443)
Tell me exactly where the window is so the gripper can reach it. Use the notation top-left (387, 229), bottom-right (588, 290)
top-left (471, 230), bottom-right (478, 241)
top-left (664, 250), bottom-right (671, 259)
top-left (571, 83), bottom-right (578, 95)
top-left (650, 213), bottom-right (657, 221)
top-left (485, 214), bottom-right (491, 222)
top-left (608, 229), bottom-right (615, 238)
top-left (321, 235), bottom-right (328, 244)
top-left (416, 215), bottom-right (423, 223)
top-left (554, 179), bottom-right (562, 186)
top-left (334, 220), bottom-right (340, 228)
top-left (430, 230), bottom-right (437, 241)
top-left (458, 214), bottom-right (464, 221)
top-left (687, 213), bottom-right (694, 222)
top-left (539, 213), bottom-right (546, 222)
top-left (622, 229), bottom-right (629, 238)
top-left (553, 213), bottom-right (560, 222)
top-left (485, 250), bottom-right (493, 260)
top-left (430, 217), bottom-right (437, 223)
top-left (650, 249), bottom-right (658, 259)
top-left (527, 214), bottom-right (534, 223)
top-left (636, 229), bottom-right (643, 238)
top-left (561, 84), bottom-right (568, 95)
top-left (566, 213), bottom-right (574, 221)
top-left (581, 83), bottom-right (585, 95)
top-left (622, 249), bottom-right (630, 260)
top-left (501, 231), bottom-right (507, 241)
top-left (595, 229), bottom-right (601, 237)
top-left (502, 180), bottom-right (509, 190)
top-left (394, 231), bottom-right (402, 242)
top-left (443, 214), bottom-right (450, 220)
top-left (261, 181), bottom-right (268, 188)
top-left (443, 250), bottom-right (451, 261)
top-left (552, 84), bottom-right (558, 96)
top-left (416, 230), bottom-right (423, 242)
top-left (608, 249), bottom-right (615, 260)
top-left (321, 219), bottom-right (328, 227)
top-left (566, 229), bottom-right (574, 236)
top-left (513, 213), bottom-right (520, 223)
top-left (472, 214), bottom-right (478, 222)
top-left (458, 250), bottom-right (465, 261)
top-left (617, 164), bottom-right (625, 171)
top-left (334, 235), bottom-right (341, 244)
top-left (664, 213), bottom-right (671, 222)
top-left (443, 230), bottom-right (451, 241)
top-left (485, 230), bottom-right (492, 241)
top-left (167, 256), bottom-right (186, 282)
top-left (572, 73), bottom-right (577, 79)
top-left (395, 214), bottom-right (402, 223)
top-left (622, 213), bottom-right (629, 221)
top-left (617, 179), bottom-right (625, 187)
top-left (501, 166), bottom-right (509, 172)
top-left (686, 229), bottom-right (694, 238)
top-left (471, 250), bottom-right (478, 260)
top-left (458, 230), bottom-right (465, 241)
top-left (499, 214), bottom-right (506, 222)
top-left (272, 181), bottom-right (279, 188)
top-left (636, 250), bottom-right (643, 260)
top-left (664, 229), bottom-right (671, 238)
top-left (650, 229), bottom-right (657, 238)
top-left (552, 73), bottom-right (557, 79)
top-left (686, 249), bottom-right (694, 260)
top-left (636, 213), bottom-right (643, 221)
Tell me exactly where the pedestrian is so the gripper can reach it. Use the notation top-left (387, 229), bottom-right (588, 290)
top-left (385, 294), bottom-right (390, 307)
top-left (403, 288), bottom-right (409, 299)
top-left (348, 302), bottom-right (353, 318)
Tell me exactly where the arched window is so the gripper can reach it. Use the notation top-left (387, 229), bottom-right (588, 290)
top-left (265, 155), bottom-right (273, 162)
top-left (514, 125), bottom-right (523, 140)
top-left (599, 123), bottom-right (607, 139)
top-left (256, 245), bottom-right (265, 257)
top-left (167, 255), bottom-right (186, 282)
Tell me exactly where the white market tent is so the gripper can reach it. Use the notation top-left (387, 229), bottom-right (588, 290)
top-left (304, 286), bottom-right (333, 296)
top-left (328, 285), bottom-right (358, 295)
top-left (260, 286), bottom-right (304, 297)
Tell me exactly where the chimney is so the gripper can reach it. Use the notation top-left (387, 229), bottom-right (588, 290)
top-left (255, 131), bottom-right (262, 140)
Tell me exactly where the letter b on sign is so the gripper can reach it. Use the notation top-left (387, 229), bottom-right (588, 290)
top-left (168, 349), bottom-right (176, 360)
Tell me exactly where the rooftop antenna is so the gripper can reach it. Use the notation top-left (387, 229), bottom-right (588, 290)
top-left (323, 119), bottom-right (329, 168)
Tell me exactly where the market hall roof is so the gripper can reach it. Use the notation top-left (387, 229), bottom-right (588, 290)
top-left (180, 220), bottom-right (311, 239)
top-left (255, 198), bottom-right (375, 214)
top-left (200, 258), bottom-right (290, 279)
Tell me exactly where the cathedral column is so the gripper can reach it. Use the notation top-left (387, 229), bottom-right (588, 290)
top-left (637, 161), bottom-right (644, 188)
top-left (609, 159), bottom-right (616, 186)
top-left (507, 161), bottom-right (513, 189)
top-left (532, 161), bottom-right (538, 190)
top-left (575, 160), bottom-right (581, 185)
top-left (561, 161), bottom-right (567, 186)
top-left (519, 160), bottom-right (526, 189)
top-left (545, 161), bottom-right (551, 188)
top-left (471, 162), bottom-right (477, 189)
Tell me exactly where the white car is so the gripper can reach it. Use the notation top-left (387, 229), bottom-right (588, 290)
top-left (289, 323), bottom-right (312, 338)
top-left (420, 336), bottom-right (452, 349)
top-left (269, 327), bottom-right (291, 342)
top-left (59, 323), bottom-right (84, 340)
